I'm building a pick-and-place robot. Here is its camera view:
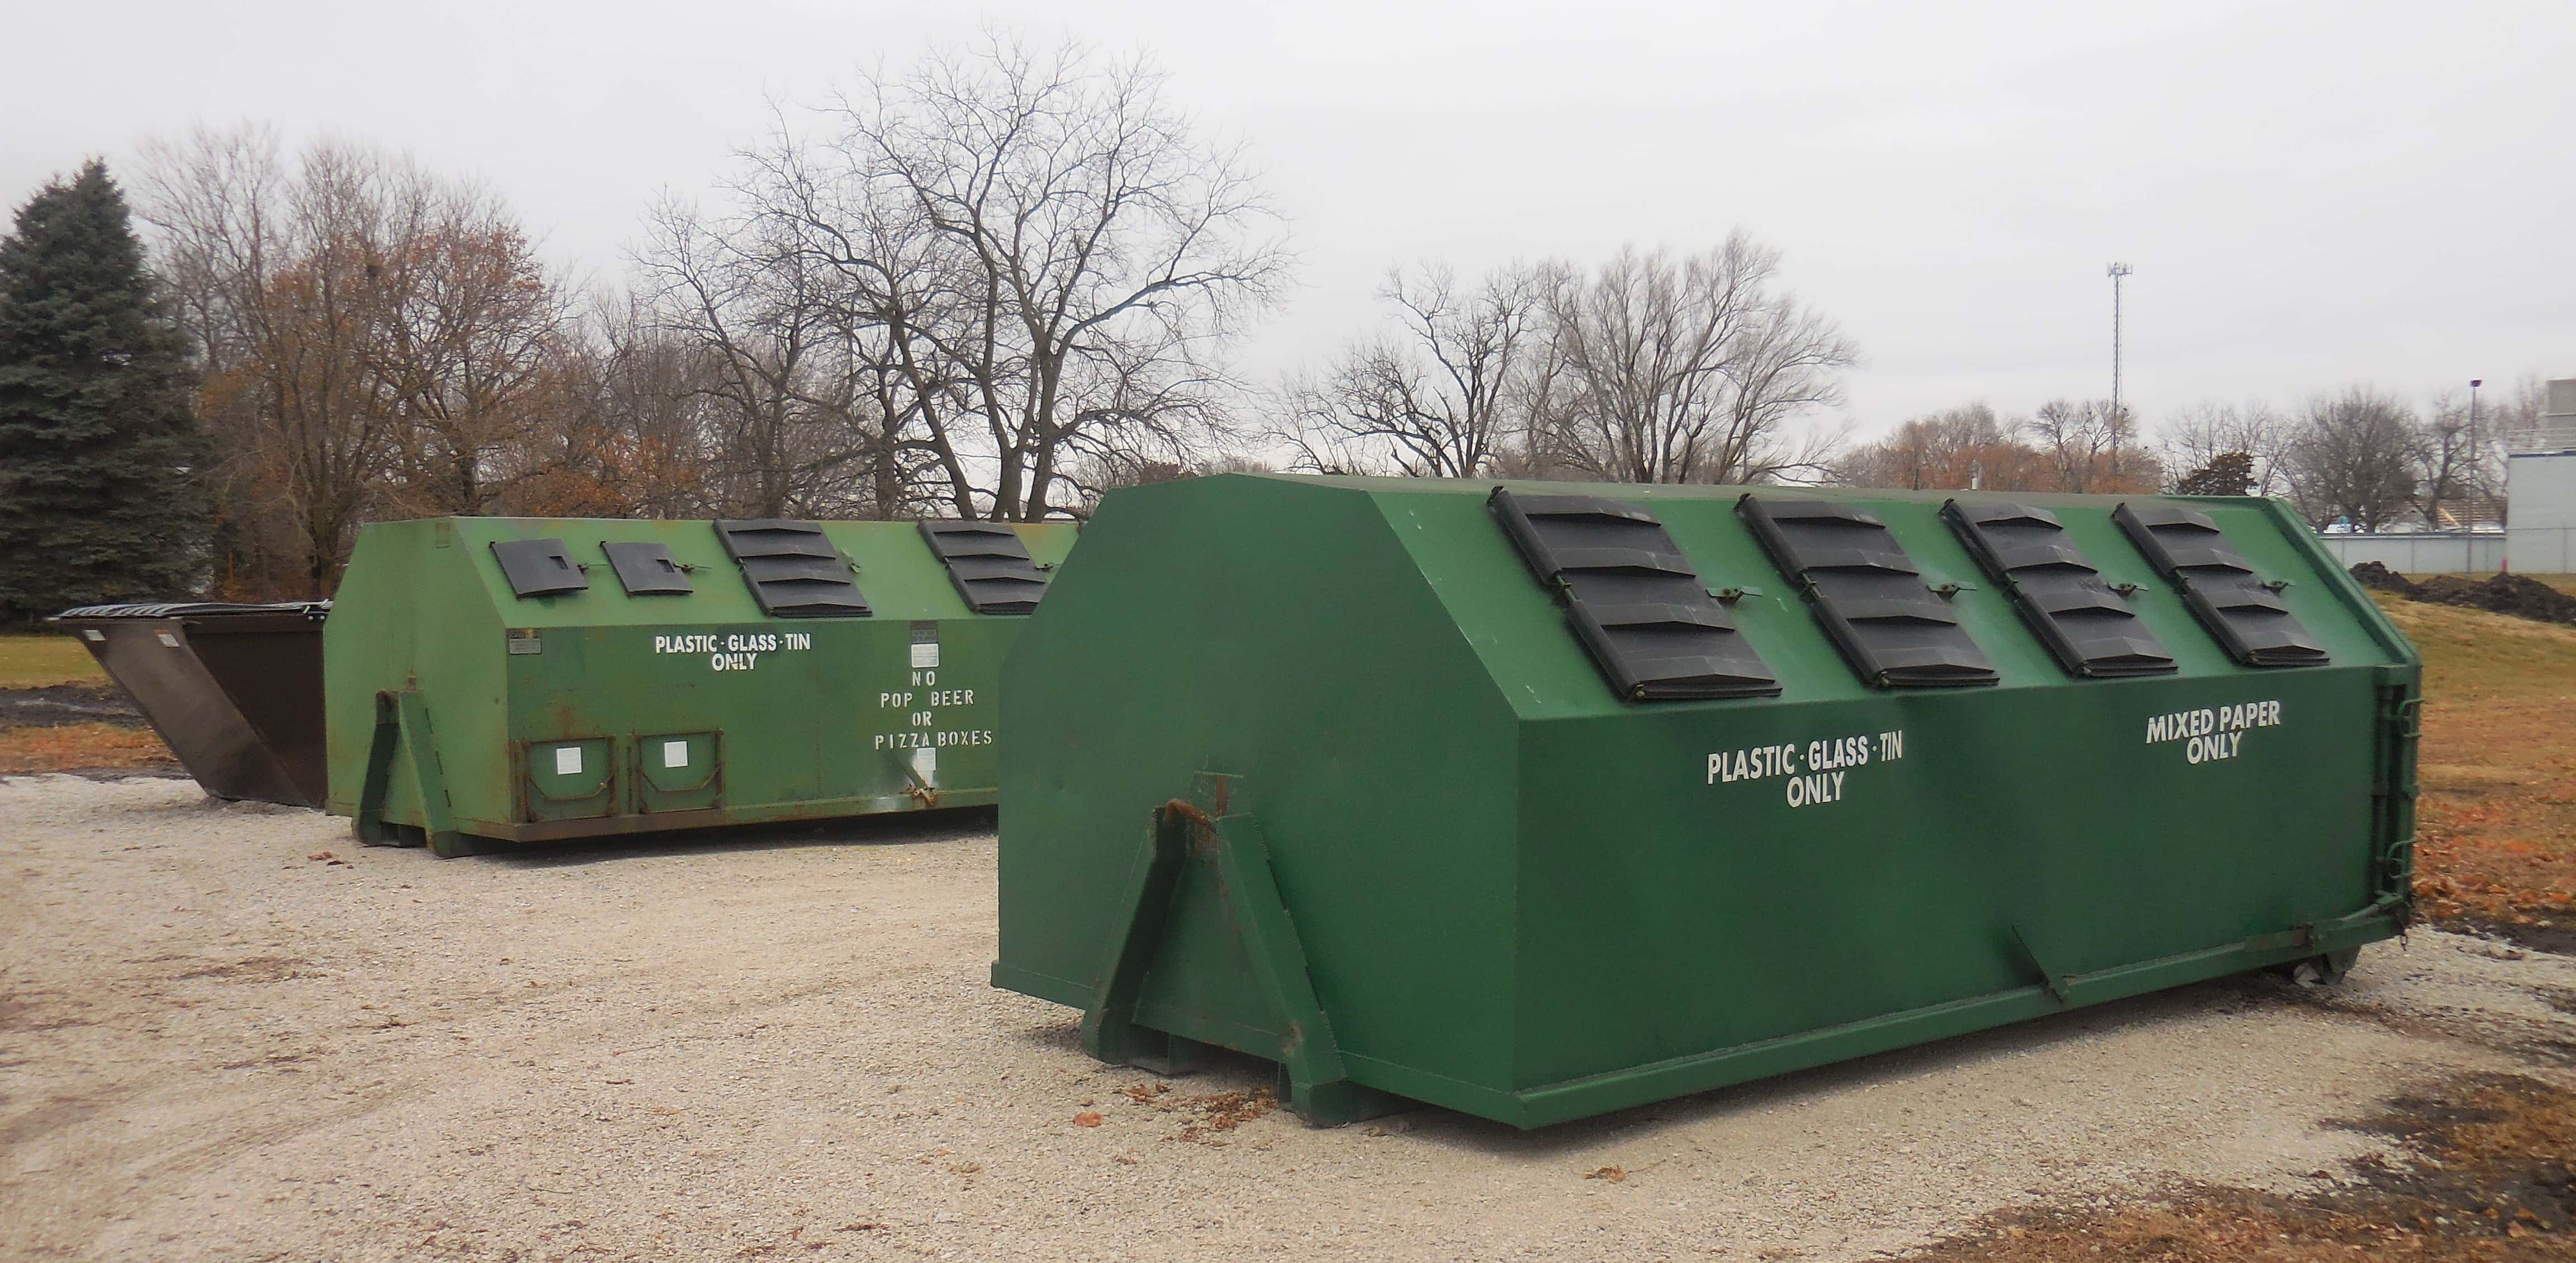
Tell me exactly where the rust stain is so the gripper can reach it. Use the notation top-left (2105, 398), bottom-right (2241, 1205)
top-left (1160, 798), bottom-right (1221, 858)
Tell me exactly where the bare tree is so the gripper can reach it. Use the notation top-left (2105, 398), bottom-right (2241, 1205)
top-left (140, 127), bottom-right (596, 592)
top-left (1281, 262), bottom-right (1542, 477)
top-left (2157, 400), bottom-right (2291, 496)
top-left (760, 32), bottom-right (1291, 519)
top-left (1527, 236), bottom-right (1855, 485)
top-left (2413, 389), bottom-right (2504, 528)
top-left (138, 129), bottom-right (420, 595)
top-left (2025, 398), bottom-right (2158, 494)
top-left (1836, 403), bottom-right (2050, 491)
top-left (371, 198), bottom-right (579, 515)
top-left (2281, 387), bottom-right (2422, 531)
top-left (633, 192), bottom-right (897, 518)
top-left (514, 295), bottom-right (723, 519)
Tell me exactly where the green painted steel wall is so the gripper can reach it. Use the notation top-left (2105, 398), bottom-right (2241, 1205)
top-left (325, 517), bottom-right (1075, 846)
top-left (995, 474), bottom-right (2417, 1127)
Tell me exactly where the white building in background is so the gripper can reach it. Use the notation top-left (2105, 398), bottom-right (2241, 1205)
top-left (2503, 378), bottom-right (2576, 574)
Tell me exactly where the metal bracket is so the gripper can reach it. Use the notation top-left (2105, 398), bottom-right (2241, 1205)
top-left (2009, 925), bottom-right (2072, 1006)
top-left (889, 748), bottom-right (941, 808)
top-left (355, 690), bottom-right (470, 858)
top-left (1079, 772), bottom-right (1398, 1125)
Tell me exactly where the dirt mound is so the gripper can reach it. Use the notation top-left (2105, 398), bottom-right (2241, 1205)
top-left (2355, 565), bottom-right (2576, 627)
top-left (2347, 561), bottom-right (2421, 597)
top-left (2415, 574), bottom-right (2576, 626)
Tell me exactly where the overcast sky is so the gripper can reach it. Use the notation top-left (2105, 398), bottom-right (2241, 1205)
top-left (6, 0), bottom-right (2571, 437)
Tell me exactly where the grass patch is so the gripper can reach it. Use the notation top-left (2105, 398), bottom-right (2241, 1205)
top-left (2374, 596), bottom-right (2576, 935)
top-left (0, 721), bottom-right (172, 774)
top-left (0, 633), bottom-right (105, 688)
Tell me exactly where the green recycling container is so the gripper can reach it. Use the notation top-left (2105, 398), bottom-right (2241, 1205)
top-left (325, 516), bottom-right (1074, 856)
top-left (992, 474), bottom-right (2418, 1128)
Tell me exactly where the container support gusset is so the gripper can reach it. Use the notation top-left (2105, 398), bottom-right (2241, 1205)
top-left (355, 690), bottom-right (469, 858)
top-left (1081, 774), bottom-right (1395, 1125)
top-left (2370, 680), bottom-right (2423, 920)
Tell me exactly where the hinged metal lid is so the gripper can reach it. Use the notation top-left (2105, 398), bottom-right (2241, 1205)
top-left (2113, 504), bottom-right (2327, 668)
top-left (713, 520), bottom-right (872, 618)
top-left (918, 521), bottom-right (1051, 615)
top-left (1738, 496), bottom-right (1999, 688)
top-left (1943, 500), bottom-right (2176, 678)
top-left (601, 541), bottom-right (693, 596)
top-left (1490, 489), bottom-right (1779, 702)
top-left (489, 538), bottom-right (589, 599)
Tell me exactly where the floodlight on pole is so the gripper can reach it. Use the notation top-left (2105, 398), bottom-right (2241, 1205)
top-left (2470, 377), bottom-right (2483, 453)
top-left (2107, 263), bottom-right (2133, 424)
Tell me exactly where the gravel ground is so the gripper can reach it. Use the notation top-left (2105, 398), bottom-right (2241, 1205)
top-left (6, 775), bottom-right (2574, 1262)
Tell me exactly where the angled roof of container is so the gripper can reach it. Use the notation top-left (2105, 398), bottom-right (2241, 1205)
top-left (1059, 474), bottom-right (2411, 723)
top-left (345, 517), bottom-right (1071, 628)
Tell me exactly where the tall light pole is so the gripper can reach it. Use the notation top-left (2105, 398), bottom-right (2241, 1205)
top-left (2107, 262), bottom-right (2133, 424)
top-left (2469, 377), bottom-right (2483, 444)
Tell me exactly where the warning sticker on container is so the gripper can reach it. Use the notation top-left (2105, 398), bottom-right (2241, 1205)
top-left (662, 740), bottom-right (689, 769)
top-left (910, 621), bottom-right (940, 669)
top-left (555, 746), bottom-right (583, 776)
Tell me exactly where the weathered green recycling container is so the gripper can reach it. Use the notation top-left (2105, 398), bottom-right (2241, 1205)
top-left (993, 474), bottom-right (2418, 1128)
top-left (326, 516), bottom-right (1074, 857)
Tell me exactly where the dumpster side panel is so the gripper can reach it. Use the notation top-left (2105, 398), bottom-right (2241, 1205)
top-left (77, 619), bottom-right (304, 803)
top-left (1511, 668), bottom-right (2385, 1095)
top-left (326, 519), bottom-right (513, 830)
top-left (183, 621), bottom-right (328, 805)
top-left (1476, 491), bottom-right (2409, 1114)
top-left (997, 477), bottom-right (1524, 1099)
top-left (333, 517), bottom-right (1070, 844)
top-left (325, 523), bottom-right (421, 820)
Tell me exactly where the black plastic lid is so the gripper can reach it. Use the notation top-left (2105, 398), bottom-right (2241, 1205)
top-left (1490, 489), bottom-right (1779, 702)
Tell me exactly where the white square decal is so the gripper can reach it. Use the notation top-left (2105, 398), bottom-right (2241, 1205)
top-left (662, 740), bottom-right (689, 769)
top-left (911, 746), bottom-right (936, 782)
top-left (910, 640), bottom-right (940, 669)
top-left (553, 746), bottom-right (583, 776)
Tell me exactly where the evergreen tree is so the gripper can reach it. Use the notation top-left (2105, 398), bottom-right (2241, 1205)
top-left (2174, 451), bottom-right (2257, 498)
top-left (0, 159), bottom-right (209, 622)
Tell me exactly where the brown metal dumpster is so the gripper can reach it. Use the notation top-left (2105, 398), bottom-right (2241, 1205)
top-left (49, 602), bottom-right (331, 807)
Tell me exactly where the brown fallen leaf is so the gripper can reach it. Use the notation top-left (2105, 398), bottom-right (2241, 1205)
top-left (1584, 1165), bottom-right (1627, 1182)
top-left (1072, 1111), bottom-right (1104, 1128)
top-left (307, 851), bottom-right (334, 860)
top-left (835, 1223), bottom-right (885, 1232)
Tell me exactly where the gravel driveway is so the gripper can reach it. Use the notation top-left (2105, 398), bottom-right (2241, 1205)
top-left (6, 774), bottom-right (2573, 1261)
